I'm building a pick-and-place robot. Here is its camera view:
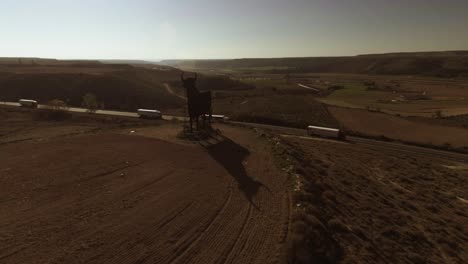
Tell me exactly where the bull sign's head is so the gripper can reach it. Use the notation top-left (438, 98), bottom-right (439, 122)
top-left (181, 72), bottom-right (197, 89)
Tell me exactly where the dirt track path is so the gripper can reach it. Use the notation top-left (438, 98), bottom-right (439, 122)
top-left (0, 126), bottom-right (290, 264)
top-left (164, 83), bottom-right (187, 101)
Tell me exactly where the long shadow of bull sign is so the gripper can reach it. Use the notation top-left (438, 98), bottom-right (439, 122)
top-left (181, 72), bottom-right (212, 132)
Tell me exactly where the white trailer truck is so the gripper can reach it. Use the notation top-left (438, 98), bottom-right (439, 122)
top-left (307, 125), bottom-right (346, 140)
top-left (205, 114), bottom-right (229, 122)
top-left (19, 99), bottom-right (38, 108)
top-left (137, 109), bottom-right (162, 119)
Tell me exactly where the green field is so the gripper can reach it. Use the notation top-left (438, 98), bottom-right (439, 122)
top-left (318, 82), bottom-right (468, 117)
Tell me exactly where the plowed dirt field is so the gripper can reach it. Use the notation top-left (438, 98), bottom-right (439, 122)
top-left (0, 122), bottom-right (290, 263)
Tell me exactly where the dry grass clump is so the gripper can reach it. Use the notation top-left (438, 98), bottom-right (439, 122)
top-left (34, 99), bottom-right (71, 121)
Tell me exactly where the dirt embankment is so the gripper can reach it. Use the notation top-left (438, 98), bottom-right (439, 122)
top-left (0, 109), bottom-right (290, 264)
top-left (329, 106), bottom-right (468, 150)
top-left (283, 136), bottom-right (467, 264)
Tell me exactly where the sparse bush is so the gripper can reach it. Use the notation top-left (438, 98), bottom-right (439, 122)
top-left (38, 99), bottom-right (71, 120)
top-left (82, 93), bottom-right (99, 113)
top-left (44, 99), bottom-right (69, 112)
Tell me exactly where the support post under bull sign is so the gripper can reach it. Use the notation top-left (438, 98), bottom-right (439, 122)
top-left (181, 72), bottom-right (212, 132)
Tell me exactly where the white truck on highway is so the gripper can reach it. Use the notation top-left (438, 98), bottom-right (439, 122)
top-left (19, 99), bottom-right (38, 108)
top-left (307, 125), bottom-right (346, 140)
top-left (137, 109), bottom-right (162, 119)
top-left (205, 114), bottom-right (229, 122)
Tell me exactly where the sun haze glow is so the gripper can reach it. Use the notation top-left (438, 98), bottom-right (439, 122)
top-left (1, 0), bottom-right (467, 60)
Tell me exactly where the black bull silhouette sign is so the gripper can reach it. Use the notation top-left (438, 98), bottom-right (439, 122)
top-left (181, 72), bottom-right (212, 132)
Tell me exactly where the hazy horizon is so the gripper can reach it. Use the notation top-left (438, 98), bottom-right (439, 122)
top-left (1, 0), bottom-right (468, 60)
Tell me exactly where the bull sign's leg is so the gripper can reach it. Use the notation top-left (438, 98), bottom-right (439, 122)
top-left (189, 116), bottom-right (193, 133)
top-left (209, 107), bottom-right (213, 127)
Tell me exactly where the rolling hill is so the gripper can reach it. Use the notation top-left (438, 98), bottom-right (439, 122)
top-left (0, 62), bottom-right (186, 111)
top-left (0, 60), bottom-right (254, 113)
top-left (161, 50), bottom-right (468, 77)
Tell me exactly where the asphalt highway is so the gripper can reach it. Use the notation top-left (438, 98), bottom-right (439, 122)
top-left (2, 101), bottom-right (467, 163)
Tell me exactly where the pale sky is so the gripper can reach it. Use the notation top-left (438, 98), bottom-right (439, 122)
top-left (1, 0), bottom-right (467, 60)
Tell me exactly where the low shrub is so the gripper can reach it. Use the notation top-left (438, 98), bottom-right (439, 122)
top-left (36, 99), bottom-right (71, 121)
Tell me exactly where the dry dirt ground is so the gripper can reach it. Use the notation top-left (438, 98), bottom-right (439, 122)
top-left (0, 109), bottom-right (290, 264)
top-left (283, 136), bottom-right (468, 264)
